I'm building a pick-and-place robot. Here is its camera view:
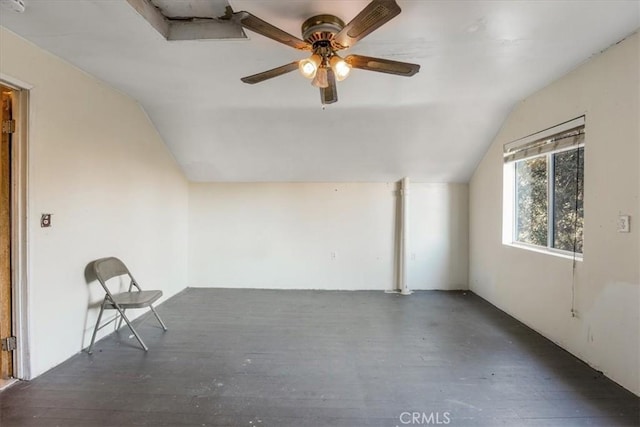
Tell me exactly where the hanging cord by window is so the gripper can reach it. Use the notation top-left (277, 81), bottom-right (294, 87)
top-left (570, 147), bottom-right (582, 317)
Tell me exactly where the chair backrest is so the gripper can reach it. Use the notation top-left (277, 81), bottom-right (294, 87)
top-left (94, 257), bottom-right (131, 285)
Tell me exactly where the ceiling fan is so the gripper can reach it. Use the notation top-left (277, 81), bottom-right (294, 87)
top-left (221, 0), bottom-right (420, 105)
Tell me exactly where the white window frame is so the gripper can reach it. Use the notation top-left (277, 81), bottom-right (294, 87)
top-left (502, 117), bottom-right (585, 260)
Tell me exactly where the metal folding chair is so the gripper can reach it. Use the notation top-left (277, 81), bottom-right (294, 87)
top-left (87, 257), bottom-right (167, 353)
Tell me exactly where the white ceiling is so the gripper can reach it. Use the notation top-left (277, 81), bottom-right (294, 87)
top-left (1, 1), bottom-right (638, 182)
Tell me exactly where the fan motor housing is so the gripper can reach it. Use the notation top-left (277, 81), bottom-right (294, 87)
top-left (301, 14), bottom-right (345, 45)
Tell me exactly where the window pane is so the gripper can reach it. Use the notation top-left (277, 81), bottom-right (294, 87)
top-left (553, 147), bottom-right (584, 253)
top-left (515, 156), bottom-right (548, 246)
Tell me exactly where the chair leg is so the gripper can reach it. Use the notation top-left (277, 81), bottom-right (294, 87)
top-left (116, 309), bottom-right (125, 330)
top-left (149, 305), bottom-right (168, 331)
top-left (115, 306), bottom-right (149, 351)
top-left (87, 302), bottom-right (106, 354)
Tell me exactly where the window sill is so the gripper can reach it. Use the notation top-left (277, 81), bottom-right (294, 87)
top-left (504, 241), bottom-right (583, 262)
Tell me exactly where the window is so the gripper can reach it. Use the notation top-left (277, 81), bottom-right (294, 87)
top-left (503, 117), bottom-right (584, 256)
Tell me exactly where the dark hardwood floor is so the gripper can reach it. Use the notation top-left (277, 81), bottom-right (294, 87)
top-left (1, 288), bottom-right (638, 426)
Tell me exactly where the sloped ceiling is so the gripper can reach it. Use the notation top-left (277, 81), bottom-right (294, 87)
top-left (1, 1), bottom-right (638, 182)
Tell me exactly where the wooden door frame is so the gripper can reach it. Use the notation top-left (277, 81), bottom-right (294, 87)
top-left (1, 74), bottom-right (31, 380)
top-left (1, 83), bottom-right (13, 380)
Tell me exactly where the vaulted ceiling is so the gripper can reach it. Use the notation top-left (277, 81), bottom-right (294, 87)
top-left (1, 1), bottom-right (638, 182)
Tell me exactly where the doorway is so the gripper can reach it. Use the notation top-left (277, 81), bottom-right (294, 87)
top-left (1, 84), bottom-right (15, 383)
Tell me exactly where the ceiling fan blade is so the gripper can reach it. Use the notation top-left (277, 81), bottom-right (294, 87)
top-left (231, 11), bottom-right (311, 51)
top-left (333, 0), bottom-right (401, 49)
top-left (320, 69), bottom-right (338, 105)
top-left (241, 62), bottom-right (300, 84)
top-left (345, 55), bottom-right (420, 76)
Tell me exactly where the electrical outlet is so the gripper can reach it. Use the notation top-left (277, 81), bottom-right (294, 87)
top-left (618, 215), bottom-right (630, 233)
top-left (41, 213), bottom-right (52, 228)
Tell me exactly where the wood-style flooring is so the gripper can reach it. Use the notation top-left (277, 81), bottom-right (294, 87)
top-left (1, 288), bottom-right (638, 426)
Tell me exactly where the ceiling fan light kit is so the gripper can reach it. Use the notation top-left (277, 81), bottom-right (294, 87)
top-left (330, 56), bottom-right (351, 81)
top-left (298, 54), bottom-right (322, 79)
top-left (225, 0), bottom-right (420, 105)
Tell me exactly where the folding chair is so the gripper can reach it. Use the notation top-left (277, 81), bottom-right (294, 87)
top-left (87, 257), bottom-right (167, 353)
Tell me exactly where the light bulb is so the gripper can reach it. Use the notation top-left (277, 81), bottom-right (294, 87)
top-left (312, 67), bottom-right (329, 88)
top-left (330, 56), bottom-right (351, 81)
top-left (298, 54), bottom-right (321, 79)
top-left (299, 60), bottom-right (317, 78)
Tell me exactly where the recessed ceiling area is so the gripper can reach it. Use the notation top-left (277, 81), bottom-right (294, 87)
top-left (126, 0), bottom-right (246, 41)
top-left (149, 0), bottom-right (227, 19)
top-left (1, 1), bottom-right (638, 182)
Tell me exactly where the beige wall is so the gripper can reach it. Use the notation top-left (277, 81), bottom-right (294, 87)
top-left (189, 182), bottom-right (468, 291)
top-left (470, 33), bottom-right (639, 395)
top-left (0, 28), bottom-right (189, 378)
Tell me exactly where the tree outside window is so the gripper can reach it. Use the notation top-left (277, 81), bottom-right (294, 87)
top-left (514, 147), bottom-right (584, 254)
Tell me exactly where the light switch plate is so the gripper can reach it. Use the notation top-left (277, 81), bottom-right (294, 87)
top-left (617, 215), bottom-right (630, 233)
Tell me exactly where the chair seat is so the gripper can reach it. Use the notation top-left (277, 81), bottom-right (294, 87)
top-left (107, 290), bottom-right (163, 309)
